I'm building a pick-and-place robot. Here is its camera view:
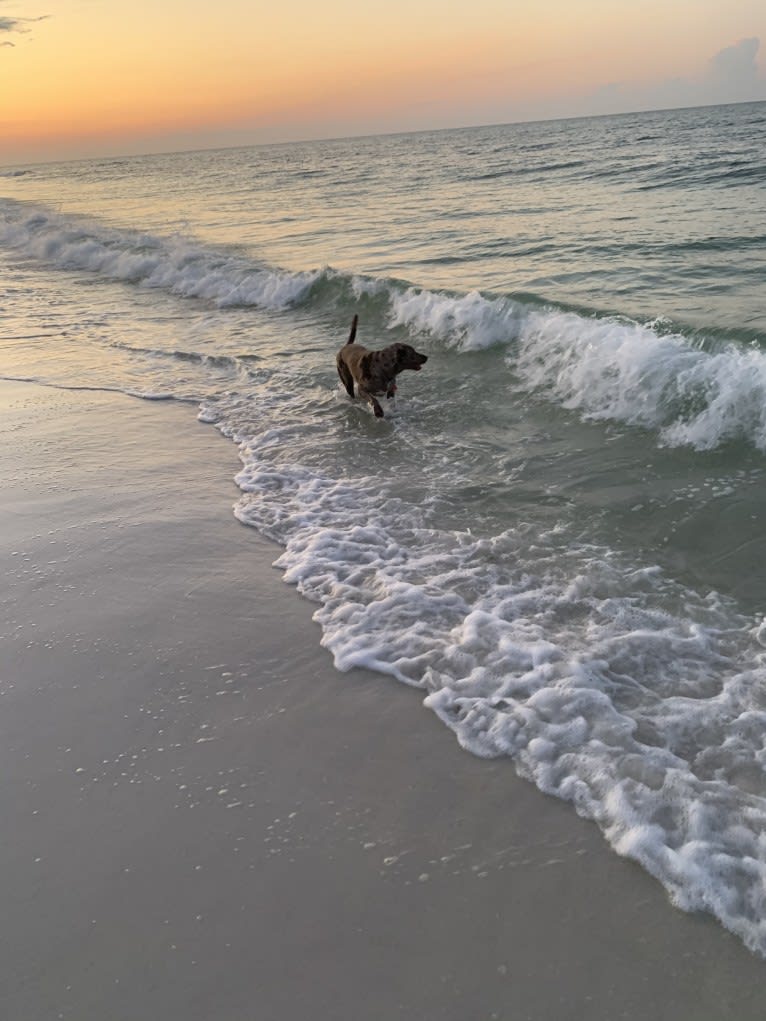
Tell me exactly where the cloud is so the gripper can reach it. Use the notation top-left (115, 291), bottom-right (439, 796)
top-left (0, 10), bottom-right (48, 44)
top-left (577, 37), bottom-right (766, 117)
top-left (708, 37), bottom-right (760, 96)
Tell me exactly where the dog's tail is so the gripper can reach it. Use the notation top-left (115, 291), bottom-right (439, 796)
top-left (347, 314), bottom-right (358, 344)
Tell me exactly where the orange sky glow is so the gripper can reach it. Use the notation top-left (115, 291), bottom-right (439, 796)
top-left (1, 0), bottom-right (765, 164)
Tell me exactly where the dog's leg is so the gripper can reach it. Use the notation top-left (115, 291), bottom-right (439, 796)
top-left (359, 386), bottom-right (384, 417)
top-left (337, 359), bottom-right (355, 398)
top-left (386, 382), bottom-right (397, 399)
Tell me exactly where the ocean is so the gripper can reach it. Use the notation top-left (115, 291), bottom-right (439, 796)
top-left (3, 101), bottom-right (766, 955)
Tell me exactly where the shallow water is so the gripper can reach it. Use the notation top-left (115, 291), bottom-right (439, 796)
top-left (3, 100), bottom-right (766, 954)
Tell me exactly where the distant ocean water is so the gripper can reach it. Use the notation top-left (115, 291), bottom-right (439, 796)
top-left (3, 101), bottom-right (766, 954)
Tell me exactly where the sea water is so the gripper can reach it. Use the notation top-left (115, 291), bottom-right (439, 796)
top-left (3, 101), bottom-right (766, 953)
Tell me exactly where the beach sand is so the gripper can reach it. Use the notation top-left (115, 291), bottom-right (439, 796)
top-left (2, 379), bottom-right (765, 1021)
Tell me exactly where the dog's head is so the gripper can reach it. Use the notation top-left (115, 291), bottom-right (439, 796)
top-left (393, 343), bottom-right (428, 372)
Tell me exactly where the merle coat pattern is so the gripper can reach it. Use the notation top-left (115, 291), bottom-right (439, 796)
top-left (336, 314), bottom-right (428, 418)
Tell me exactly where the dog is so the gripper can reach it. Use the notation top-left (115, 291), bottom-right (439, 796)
top-left (336, 314), bottom-right (428, 418)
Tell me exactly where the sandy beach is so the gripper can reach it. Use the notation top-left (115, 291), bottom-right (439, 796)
top-left (2, 378), bottom-right (766, 1021)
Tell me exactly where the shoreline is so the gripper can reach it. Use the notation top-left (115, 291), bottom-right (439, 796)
top-left (2, 379), bottom-right (765, 1020)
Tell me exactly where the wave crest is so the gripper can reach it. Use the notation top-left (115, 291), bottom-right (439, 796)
top-left (0, 200), bottom-right (320, 310)
top-left (511, 309), bottom-right (766, 450)
top-left (5, 198), bottom-right (766, 452)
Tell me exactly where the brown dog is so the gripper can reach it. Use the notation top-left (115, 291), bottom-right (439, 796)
top-left (336, 314), bottom-right (428, 417)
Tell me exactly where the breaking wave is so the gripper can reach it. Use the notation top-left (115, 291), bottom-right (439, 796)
top-left (4, 198), bottom-right (766, 452)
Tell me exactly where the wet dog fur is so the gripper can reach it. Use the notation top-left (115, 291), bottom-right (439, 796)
top-left (336, 314), bottom-right (428, 417)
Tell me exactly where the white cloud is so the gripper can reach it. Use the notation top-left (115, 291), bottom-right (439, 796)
top-left (580, 37), bottom-right (766, 116)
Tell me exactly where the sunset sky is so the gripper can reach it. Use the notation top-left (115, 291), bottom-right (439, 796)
top-left (2, 0), bottom-right (766, 164)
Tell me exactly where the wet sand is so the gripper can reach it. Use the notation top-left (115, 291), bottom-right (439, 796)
top-left (2, 380), bottom-right (765, 1020)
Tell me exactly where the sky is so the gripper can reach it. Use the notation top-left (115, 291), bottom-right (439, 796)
top-left (1, 0), bottom-right (766, 164)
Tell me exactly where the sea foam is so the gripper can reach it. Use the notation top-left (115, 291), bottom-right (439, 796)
top-left (0, 200), bottom-right (319, 310)
top-left (389, 286), bottom-right (766, 451)
top-left (5, 198), bottom-right (766, 453)
top-left (201, 387), bottom-right (766, 956)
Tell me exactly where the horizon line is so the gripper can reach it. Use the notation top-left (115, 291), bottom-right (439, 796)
top-left (3, 96), bottom-right (765, 172)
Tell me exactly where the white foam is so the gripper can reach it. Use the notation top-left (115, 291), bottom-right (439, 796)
top-left (0, 200), bottom-right (320, 310)
top-left (388, 286), bottom-right (520, 350)
top-left (512, 308), bottom-right (766, 450)
top-left (6, 198), bottom-right (766, 452)
top-left (387, 285), bottom-right (766, 451)
top-left (201, 390), bottom-right (766, 955)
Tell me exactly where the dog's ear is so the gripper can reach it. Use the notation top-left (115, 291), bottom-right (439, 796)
top-left (394, 344), bottom-right (408, 365)
top-left (360, 352), bottom-right (373, 377)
